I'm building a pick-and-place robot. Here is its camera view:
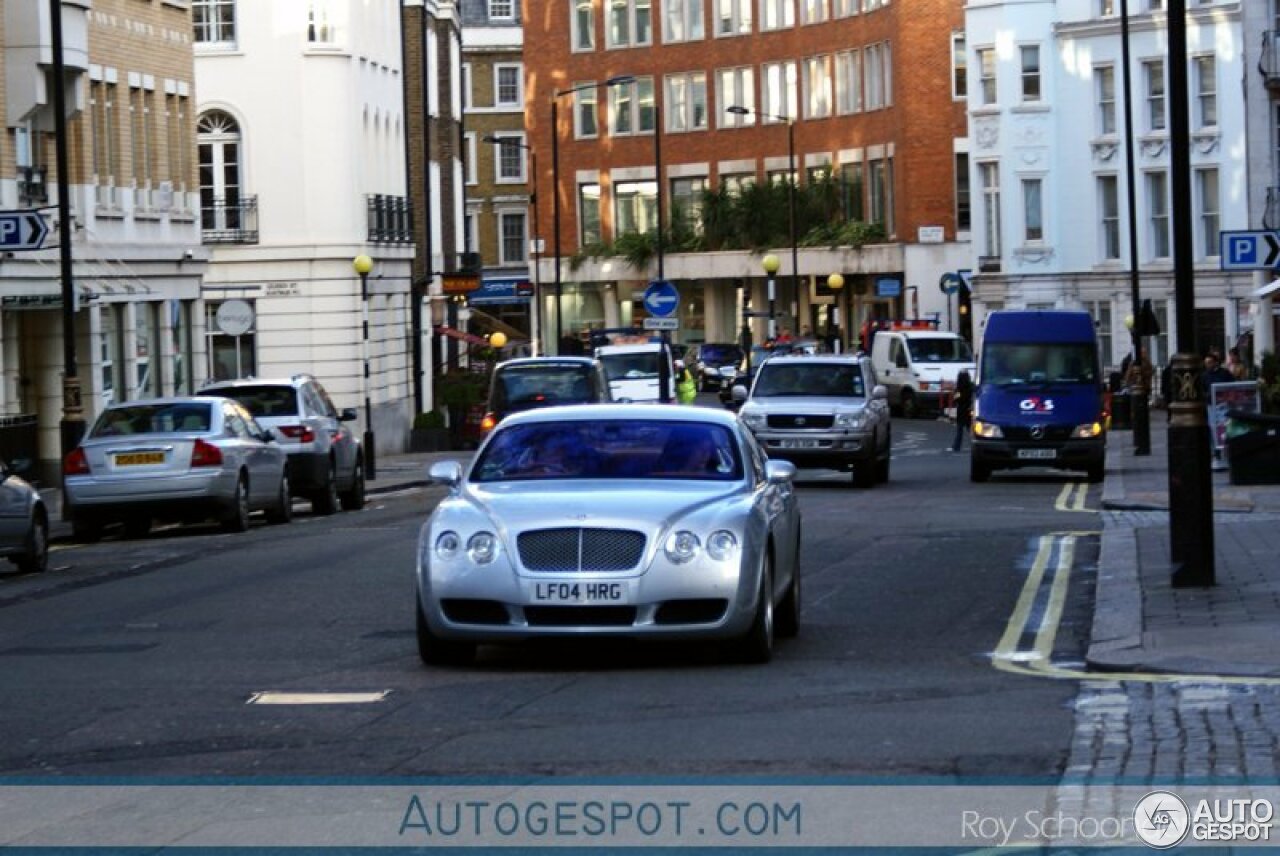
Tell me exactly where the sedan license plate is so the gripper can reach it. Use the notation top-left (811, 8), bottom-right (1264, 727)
top-left (1017, 448), bottom-right (1057, 460)
top-left (115, 451), bottom-right (165, 466)
top-left (532, 581), bottom-right (625, 604)
top-left (779, 439), bottom-right (821, 449)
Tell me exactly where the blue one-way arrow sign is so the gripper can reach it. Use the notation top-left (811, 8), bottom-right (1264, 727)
top-left (0, 211), bottom-right (50, 251)
top-left (1220, 230), bottom-right (1280, 271)
top-left (643, 279), bottom-right (680, 318)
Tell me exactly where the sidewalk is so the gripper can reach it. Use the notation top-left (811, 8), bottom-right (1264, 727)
top-left (1087, 420), bottom-right (1280, 678)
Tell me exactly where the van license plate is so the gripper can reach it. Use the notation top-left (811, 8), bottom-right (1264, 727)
top-left (1017, 449), bottom-right (1057, 460)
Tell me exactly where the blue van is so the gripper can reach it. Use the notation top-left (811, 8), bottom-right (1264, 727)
top-left (970, 310), bottom-right (1106, 483)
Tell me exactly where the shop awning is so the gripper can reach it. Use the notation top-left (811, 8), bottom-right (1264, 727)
top-left (468, 277), bottom-right (532, 306)
top-left (467, 307), bottom-right (528, 343)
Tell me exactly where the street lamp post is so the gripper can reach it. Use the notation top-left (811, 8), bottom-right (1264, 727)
top-left (1119, 0), bottom-right (1151, 457)
top-left (551, 76), bottom-right (635, 354)
top-left (352, 254), bottom-right (377, 480)
top-left (762, 254), bottom-right (781, 340)
top-left (484, 135), bottom-right (540, 354)
top-left (827, 273), bottom-right (845, 353)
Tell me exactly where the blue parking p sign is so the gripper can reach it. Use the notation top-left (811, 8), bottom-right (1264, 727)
top-left (1220, 230), bottom-right (1280, 271)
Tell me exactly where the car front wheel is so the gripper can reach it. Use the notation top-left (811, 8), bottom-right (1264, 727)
top-left (416, 599), bottom-right (476, 667)
top-left (732, 554), bottom-right (775, 664)
top-left (340, 458), bottom-right (366, 511)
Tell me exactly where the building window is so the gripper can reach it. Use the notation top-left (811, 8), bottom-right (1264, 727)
top-left (840, 161), bottom-right (863, 220)
top-left (955, 153), bottom-right (970, 232)
top-left (1096, 65), bottom-right (1116, 135)
top-left (198, 110), bottom-right (243, 234)
top-left (721, 172), bottom-right (755, 194)
top-left (1146, 170), bottom-right (1170, 260)
top-left (608, 0), bottom-right (653, 47)
top-left (499, 211), bottom-right (528, 264)
top-left (489, 0), bottom-right (515, 20)
top-left (670, 176), bottom-right (707, 232)
top-left (835, 49), bottom-right (862, 115)
top-left (977, 47), bottom-right (997, 106)
top-left (1021, 177), bottom-right (1043, 242)
top-left (980, 161), bottom-right (1000, 257)
top-left (1144, 59), bottom-right (1166, 132)
top-left (194, 0), bottom-right (236, 45)
top-left (575, 84), bottom-right (599, 138)
top-left (760, 0), bottom-right (794, 31)
top-left (495, 65), bottom-right (523, 108)
top-left (666, 72), bottom-right (708, 132)
top-left (495, 134), bottom-right (527, 183)
top-left (166, 93), bottom-right (190, 199)
top-left (579, 183), bottom-right (602, 246)
top-left (869, 158), bottom-right (891, 231)
top-left (614, 180), bottom-right (658, 236)
top-left (1020, 45), bottom-right (1041, 102)
top-left (131, 85), bottom-right (155, 205)
top-left (136, 303), bottom-right (159, 399)
top-left (664, 0), bottom-right (704, 42)
top-left (716, 0), bottom-right (753, 36)
top-left (717, 67), bottom-right (755, 126)
top-left (461, 64), bottom-right (472, 110)
top-left (101, 306), bottom-right (121, 405)
top-left (464, 132), bottom-right (477, 184)
top-left (1086, 300), bottom-right (1114, 368)
top-left (803, 56), bottom-right (832, 119)
top-left (1098, 174), bottom-right (1120, 261)
top-left (952, 32), bottom-right (967, 99)
top-left (1195, 56), bottom-right (1216, 129)
top-left (1196, 167), bottom-right (1219, 259)
top-left (608, 77), bottom-right (655, 135)
top-left (800, 0), bottom-right (828, 25)
top-left (761, 61), bottom-right (798, 122)
top-left (1099, 0), bottom-right (1115, 14)
top-left (90, 80), bottom-right (119, 206)
top-left (573, 0), bottom-right (595, 50)
top-left (864, 42), bottom-right (891, 110)
top-left (833, 0), bottom-right (857, 17)
top-left (206, 300), bottom-right (257, 381)
top-left (307, 1), bottom-right (336, 43)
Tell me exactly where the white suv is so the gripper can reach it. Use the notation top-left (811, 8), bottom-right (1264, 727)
top-left (200, 375), bottom-right (364, 514)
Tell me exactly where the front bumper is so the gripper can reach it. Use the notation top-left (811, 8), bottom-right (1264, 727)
top-left (972, 436), bottom-right (1105, 470)
top-left (747, 429), bottom-right (874, 469)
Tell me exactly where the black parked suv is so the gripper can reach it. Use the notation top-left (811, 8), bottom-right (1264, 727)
top-left (200, 375), bottom-right (364, 514)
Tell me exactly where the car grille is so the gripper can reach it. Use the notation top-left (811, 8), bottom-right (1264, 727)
top-left (517, 528), bottom-right (647, 572)
top-left (767, 414), bottom-right (835, 429)
top-left (1001, 425), bottom-right (1074, 441)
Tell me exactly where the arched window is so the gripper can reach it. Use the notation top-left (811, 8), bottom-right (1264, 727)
top-left (198, 110), bottom-right (243, 235)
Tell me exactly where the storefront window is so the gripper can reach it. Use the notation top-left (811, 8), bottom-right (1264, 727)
top-left (206, 299), bottom-right (257, 380)
top-left (170, 300), bottom-right (193, 394)
top-left (136, 303), bottom-right (158, 397)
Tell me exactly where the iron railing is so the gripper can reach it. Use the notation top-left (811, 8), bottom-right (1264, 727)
top-left (201, 196), bottom-right (259, 244)
top-left (367, 194), bottom-right (412, 244)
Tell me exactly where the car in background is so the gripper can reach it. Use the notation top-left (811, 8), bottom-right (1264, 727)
top-left (0, 459), bottom-right (48, 573)
top-left (719, 343), bottom-right (796, 408)
top-left (735, 353), bottom-right (892, 488)
top-left (595, 343), bottom-right (677, 403)
top-left (481, 357), bottom-right (611, 435)
top-left (200, 375), bottom-right (364, 514)
top-left (684, 343), bottom-right (744, 392)
top-left (414, 405), bottom-right (802, 666)
top-left (63, 396), bottom-right (292, 540)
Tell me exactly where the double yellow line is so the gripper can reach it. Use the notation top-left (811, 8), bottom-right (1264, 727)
top-left (1054, 482), bottom-right (1092, 513)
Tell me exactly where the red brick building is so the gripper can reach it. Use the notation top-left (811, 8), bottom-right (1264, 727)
top-left (524, 0), bottom-right (971, 349)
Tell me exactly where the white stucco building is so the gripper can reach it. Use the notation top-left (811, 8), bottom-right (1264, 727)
top-left (964, 0), bottom-right (1251, 372)
top-left (1246, 0), bottom-right (1280, 363)
top-left (194, 0), bottom-right (418, 450)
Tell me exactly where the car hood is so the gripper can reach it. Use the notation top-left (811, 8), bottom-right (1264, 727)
top-left (743, 395), bottom-right (866, 412)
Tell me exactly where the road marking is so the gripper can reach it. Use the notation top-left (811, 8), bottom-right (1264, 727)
top-left (247, 691), bottom-right (391, 705)
top-left (992, 531), bottom-right (1280, 686)
top-left (1053, 482), bottom-right (1093, 513)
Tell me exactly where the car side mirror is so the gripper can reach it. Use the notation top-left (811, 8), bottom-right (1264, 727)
top-left (732, 384), bottom-right (749, 403)
top-left (764, 460), bottom-right (796, 484)
top-left (340, 408), bottom-right (359, 422)
top-left (872, 385), bottom-right (888, 401)
top-left (428, 460), bottom-right (463, 487)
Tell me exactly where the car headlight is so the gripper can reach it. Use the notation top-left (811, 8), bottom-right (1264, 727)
top-left (467, 532), bottom-right (499, 564)
top-left (835, 413), bottom-right (864, 429)
top-left (720, 366), bottom-right (737, 376)
top-left (1072, 422), bottom-right (1104, 438)
top-left (740, 412), bottom-right (765, 429)
top-left (664, 530), bottom-right (701, 564)
top-left (706, 530), bottom-right (738, 562)
top-left (972, 420), bottom-right (1004, 439)
top-left (435, 531), bottom-right (462, 560)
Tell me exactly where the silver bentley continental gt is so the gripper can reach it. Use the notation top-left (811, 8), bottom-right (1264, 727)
top-left (415, 404), bottom-right (802, 666)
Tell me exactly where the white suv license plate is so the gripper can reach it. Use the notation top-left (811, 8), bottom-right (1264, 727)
top-left (532, 581), bottom-right (624, 604)
top-left (1017, 448), bottom-right (1057, 460)
top-left (779, 439), bottom-right (821, 449)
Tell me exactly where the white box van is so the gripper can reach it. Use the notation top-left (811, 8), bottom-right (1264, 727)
top-left (869, 327), bottom-right (975, 417)
top-left (595, 342), bottom-right (677, 403)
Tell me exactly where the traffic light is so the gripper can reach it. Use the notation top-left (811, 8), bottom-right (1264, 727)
top-left (958, 282), bottom-right (973, 343)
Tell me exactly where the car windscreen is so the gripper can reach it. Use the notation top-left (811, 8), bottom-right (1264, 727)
top-left (492, 364), bottom-right (596, 412)
top-left (471, 420), bottom-right (743, 482)
top-left (599, 352), bottom-right (661, 381)
top-left (700, 344), bottom-right (743, 365)
top-left (205, 385), bottom-right (298, 418)
top-left (753, 363), bottom-right (865, 398)
top-left (91, 403), bottom-right (213, 437)
top-left (907, 337), bottom-right (974, 363)
top-left (980, 343), bottom-right (1099, 385)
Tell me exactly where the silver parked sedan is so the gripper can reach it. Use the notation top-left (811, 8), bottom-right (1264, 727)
top-left (63, 396), bottom-right (292, 540)
top-left (415, 404), bottom-right (802, 666)
top-left (0, 461), bottom-right (48, 573)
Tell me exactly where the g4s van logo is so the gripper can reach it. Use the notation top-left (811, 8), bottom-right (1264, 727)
top-left (1019, 397), bottom-right (1055, 413)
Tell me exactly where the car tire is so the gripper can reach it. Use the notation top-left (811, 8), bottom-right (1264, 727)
top-left (14, 511), bottom-right (48, 574)
top-left (312, 460), bottom-right (340, 516)
top-left (775, 537), bottom-right (801, 639)
top-left (71, 515), bottom-right (102, 544)
top-left (416, 599), bottom-right (476, 667)
top-left (340, 458), bottom-right (366, 511)
top-left (732, 554), bottom-right (775, 664)
top-left (222, 474), bottom-right (251, 533)
top-left (900, 389), bottom-right (918, 420)
top-left (266, 473), bottom-right (293, 525)
top-left (1086, 461), bottom-right (1105, 484)
top-left (123, 516), bottom-right (151, 539)
top-left (970, 459), bottom-right (992, 483)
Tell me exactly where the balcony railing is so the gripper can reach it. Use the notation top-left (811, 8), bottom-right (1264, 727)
top-left (1263, 32), bottom-right (1280, 88)
top-left (1265, 187), bottom-right (1280, 231)
top-left (201, 196), bottom-right (259, 244)
top-left (367, 194), bottom-right (412, 244)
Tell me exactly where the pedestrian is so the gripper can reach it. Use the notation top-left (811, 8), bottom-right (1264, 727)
top-left (1227, 346), bottom-right (1248, 381)
top-left (675, 359), bottom-right (698, 405)
top-left (950, 369), bottom-right (974, 452)
top-left (1202, 351), bottom-right (1234, 396)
